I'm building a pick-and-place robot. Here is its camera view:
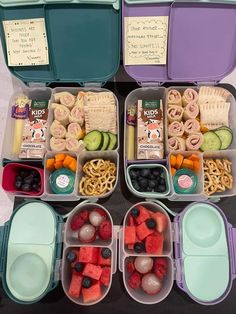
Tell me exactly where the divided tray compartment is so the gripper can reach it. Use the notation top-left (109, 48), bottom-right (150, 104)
top-left (0, 201), bottom-right (61, 304)
top-left (119, 201), bottom-right (173, 304)
top-left (175, 202), bottom-right (234, 305)
top-left (61, 202), bottom-right (117, 306)
top-left (167, 151), bottom-right (205, 202)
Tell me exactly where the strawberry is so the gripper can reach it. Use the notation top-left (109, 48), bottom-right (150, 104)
top-left (128, 271), bottom-right (141, 289)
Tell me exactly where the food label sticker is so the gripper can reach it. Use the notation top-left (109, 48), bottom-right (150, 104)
top-left (124, 16), bottom-right (169, 66)
top-left (3, 18), bottom-right (49, 66)
top-left (56, 175), bottom-right (69, 189)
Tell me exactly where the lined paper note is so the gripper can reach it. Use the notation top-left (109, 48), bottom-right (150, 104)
top-left (124, 16), bottom-right (169, 65)
top-left (3, 18), bottom-right (49, 66)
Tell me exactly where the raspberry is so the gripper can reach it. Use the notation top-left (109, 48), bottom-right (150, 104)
top-left (126, 261), bottom-right (135, 273)
top-left (94, 208), bottom-right (107, 218)
top-left (98, 220), bottom-right (112, 240)
top-left (153, 258), bottom-right (168, 281)
top-left (70, 215), bottom-right (85, 231)
top-left (128, 271), bottom-right (141, 289)
top-left (79, 210), bottom-right (89, 222)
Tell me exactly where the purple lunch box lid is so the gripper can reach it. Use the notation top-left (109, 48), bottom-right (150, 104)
top-left (122, 1), bottom-right (236, 85)
top-left (173, 201), bottom-right (236, 305)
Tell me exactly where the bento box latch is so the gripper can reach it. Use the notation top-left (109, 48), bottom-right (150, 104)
top-left (195, 81), bottom-right (218, 86)
top-left (140, 81), bottom-right (162, 87)
top-left (28, 82), bottom-right (47, 88)
top-left (229, 227), bottom-right (236, 278)
top-left (172, 221), bottom-right (180, 244)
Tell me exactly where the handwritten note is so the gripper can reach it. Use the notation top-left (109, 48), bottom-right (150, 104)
top-left (3, 18), bottom-right (49, 67)
top-left (124, 16), bottom-right (169, 66)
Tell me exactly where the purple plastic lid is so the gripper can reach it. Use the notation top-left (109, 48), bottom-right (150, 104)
top-left (123, 2), bottom-right (236, 84)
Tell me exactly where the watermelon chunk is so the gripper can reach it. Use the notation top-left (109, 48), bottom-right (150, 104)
top-left (124, 226), bottom-right (136, 245)
top-left (100, 267), bottom-right (111, 286)
top-left (98, 248), bottom-right (111, 266)
top-left (128, 214), bottom-right (135, 226)
top-left (82, 282), bottom-right (102, 303)
top-left (82, 263), bottom-right (103, 280)
top-left (68, 272), bottom-right (83, 298)
top-left (145, 233), bottom-right (164, 254)
top-left (150, 212), bottom-right (168, 233)
top-left (79, 247), bottom-right (99, 264)
top-left (136, 222), bottom-right (154, 241)
top-left (135, 205), bottom-right (151, 225)
top-left (70, 249), bottom-right (80, 268)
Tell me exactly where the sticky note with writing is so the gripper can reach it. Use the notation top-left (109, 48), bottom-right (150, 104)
top-left (3, 18), bottom-right (49, 67)
top-left (124, 16), bottom-right (169, 66)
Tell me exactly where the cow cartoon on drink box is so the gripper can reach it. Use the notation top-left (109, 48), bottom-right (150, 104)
top-left (137, 100), bottom-right (164, 159)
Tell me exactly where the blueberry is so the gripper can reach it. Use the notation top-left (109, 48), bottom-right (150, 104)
top-left (152, 169), bottom-right (161, 177)
top-left (148, 174), bottom-right (156, 180)
top-left (140, 169), bottom-right (151, 178)
top-left (134, 242), bottom-right (145, 253)
top-left (23, 175), bottom-right (34, 185)
top-left (132, 181), bottom-right (141, 191)
top-left (32, 183), bottom-right (41, 192)
top-left (139, 178), bottom-right (148, 188)
top-left (129, 169), bottom-right (138, 180)
top-left (146, 218), bottom-right (156, 229)
top-left (19, 170), bottom-right (29, 178)
top-left (101, 248), bottom-right (111, 259)
top-left (30, 170), bottom-right (39, 178)
top-left (157, 184), bottom-right (166, 193)
top-left (66, 251), bottom-right (77, 263)
top-left (146, 186), bottom-right (153, 192)
top-left (33, 177), bottom-right (41, 184)
top-left (74, 262), bottom-right (84, 273)
top-left (15, 175), bottom-right (22, 182)
top-left (159, 178), bottom-right (165, 185)
top-left (21, 183), bottom-right (31, 192)
top-left (130, 207), bottom-right (140, 218)
top-left (14, 180), bottom-right (22, 189)
top-left (148, 180), bottom-right (156, 188)
top-left (82, 277), bottom-right (92, 289)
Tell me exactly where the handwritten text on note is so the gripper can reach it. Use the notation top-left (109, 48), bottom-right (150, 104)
top-left (124, 16), bottom-right (169, 66)
top-left (3, 18), bottom-right (49, 67)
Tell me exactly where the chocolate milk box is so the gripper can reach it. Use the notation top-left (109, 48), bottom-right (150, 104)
top-left (137, 100), bottom-right (164, 159)
top-left (19, 100), bottom-right (49, 159)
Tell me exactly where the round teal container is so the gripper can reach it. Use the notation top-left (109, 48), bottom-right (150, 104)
top-left (173, 169), bottom-right (198, 194)
top-left (49, 168), bottom-right (75, 194)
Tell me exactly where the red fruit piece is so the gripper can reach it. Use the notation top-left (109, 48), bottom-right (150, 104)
top-left (136, 222), bottom-right (154, 241)
top-left (98, 220), bottom-right (112, 240)
top-left (135, 205), bottom-right (150, 225)
top-left (70, 214), bottom-right (85, 231)
top-left (100, 267), bottom-right (111, 286)
top-left (82, 282), bottom-right (102, 303)
top-left (79, 210), bottom-right (89, 222)
top-left (126, 261), bottom-right (135, 273)
top-left (70, 249), bottom-right (80, 268)
top-left (98, 248), bottom-right (111, 266)
top-left (128, 214), bottom-right (135, 226)
top-left (145, 233), bottom-right (163, 255)
top-left (79, 247), bottom-right (99, 264)
top-left (150, 212), bottom-right (168, 233)
top-left (128, 244), bottom-right (134, 250)
top-left (94, 208), bottom-right (107, 218)
top-left (128, 271), bottom-right (141, 289)
top-left (83, 263), bottom-right (103, 280)
top-left (124, 226), bottom-right (136, 245)
top-left (154, 258), bottom-right (168, 280)
top-left (68, 272), bottom-right (83, 298)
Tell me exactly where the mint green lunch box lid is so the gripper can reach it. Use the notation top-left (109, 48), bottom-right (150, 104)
top-left (0, 200), bottom-right (63, 304)
top-left (0, 0), bottom-right (120, 85)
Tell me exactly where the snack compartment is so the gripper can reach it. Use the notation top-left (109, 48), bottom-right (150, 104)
top-left (203, 149), bottom-right (236, 198)
top-left (77, 150), bottom-right (119, 199)
top-left (1, 87), bottom-right (52, 161)
top-left (61, 202), bottom-right (117, 306)
top-left (43, 151), bottom-right (79, 201)
top-left (167, 151), bottom-right (205, 201)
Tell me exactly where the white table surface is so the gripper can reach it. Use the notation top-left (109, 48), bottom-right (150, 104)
top-left (0, 42), bottom-right (236, 226)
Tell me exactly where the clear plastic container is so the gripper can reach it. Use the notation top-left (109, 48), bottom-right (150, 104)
top-left (119, 201), bottom-right (174, 304)
top-left (61, 202), bottom-right (117, 306)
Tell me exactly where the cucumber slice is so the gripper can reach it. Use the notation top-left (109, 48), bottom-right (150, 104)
top-left (101, 132), bottom-right (110, 151)
top-left (214, 129), bottom-right (233, 150)
top-left (84, 131), bottom-right (103, 151)
top-left (107, 133), bottom-right (117, 150)
top-left (217, 126), bottom-right (233, 134)
top-left (200, 132), bottom-right (222, 152)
